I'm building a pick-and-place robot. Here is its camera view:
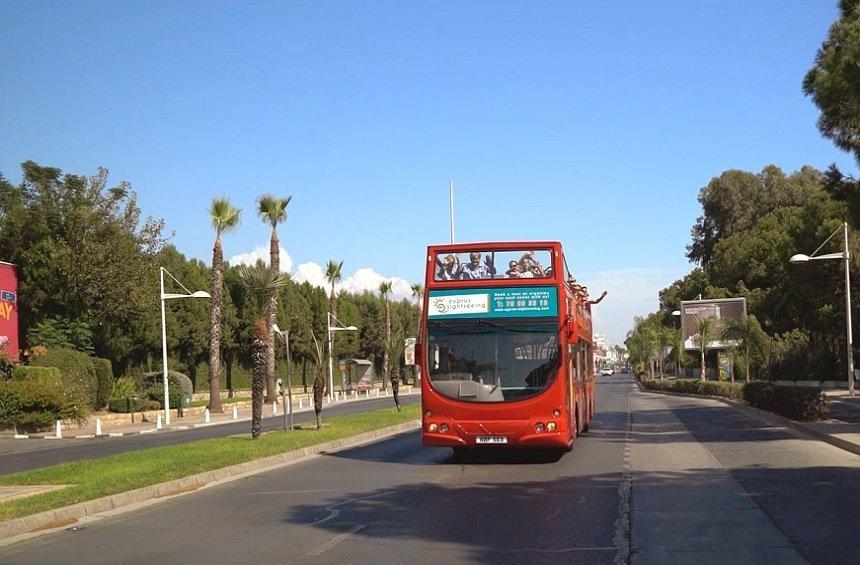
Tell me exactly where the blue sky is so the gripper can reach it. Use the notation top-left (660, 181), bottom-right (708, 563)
top-left (0, 1), bottom-right (855, 344)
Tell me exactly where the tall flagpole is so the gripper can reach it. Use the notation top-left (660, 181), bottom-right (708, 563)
top-left (449, 179), bottom-right (455, 244)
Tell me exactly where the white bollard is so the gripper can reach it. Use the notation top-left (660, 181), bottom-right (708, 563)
top-left (299, 398), bottom-right (303, 409)
top-left (55, 420), bottom-right (62, 439)
top-left (376, 389), bottom-right (380, 397)
top-left (95, 418), bottom-right (103, 436)
top-left (273, 401), bottom-right (278, 415)
top-left (156, 413), bottom-right (163, 430)
top-left (204, 408), bottom-right (210, 424)
top-left (232, 405), bottom-right (238, 420)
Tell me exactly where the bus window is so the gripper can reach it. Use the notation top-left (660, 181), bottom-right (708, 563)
top-left (434, 249), bottom-right (553, 281)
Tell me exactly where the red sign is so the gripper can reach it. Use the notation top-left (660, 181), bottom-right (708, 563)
top-left (0, 262), bottom-right (19, 361)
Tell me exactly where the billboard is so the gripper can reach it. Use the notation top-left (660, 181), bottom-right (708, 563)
top-left (681, 298), bottom-right (746, 351)
top-left (0, 262), bottom-right (19, 361)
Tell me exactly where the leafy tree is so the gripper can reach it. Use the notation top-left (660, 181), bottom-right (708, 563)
top-left (27, 317), bottom-right (94, 353)
top-left (237, 263), bottom-right (289, 438)
top-left (207, 197), bottom-right (241, 413)
top-left (258, 195), bottom-right (292, 403)
top-left (804, 1), bottom-right (860, 166)
top-left (0, 162), bottom-right (167, 369)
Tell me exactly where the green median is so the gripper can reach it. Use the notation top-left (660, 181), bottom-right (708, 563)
top-left (0, 404), bottom-right (419, 521)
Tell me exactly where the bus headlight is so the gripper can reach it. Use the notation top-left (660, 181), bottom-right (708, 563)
top-left (546, 422), bottom-right (557, 432)
top-left (535, 422), bottom-right (545, 432)
top-left (439, 424), bottom-right (449, 433)
top-left (424, 411), bottom-right (432, 419)
top-left (552, 409), bottom-right (561, 418)
top-left (428, 423), bottom-right (438, 432)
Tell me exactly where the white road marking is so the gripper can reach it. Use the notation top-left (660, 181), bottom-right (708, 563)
top-left (306, 524), bottom-right (365, 556)
top-left (308, 491), bottom-right (393, 526)
top-left (612, 394), bottom-right (632, 565)
top-left (244, 489), bottom-right (334, 495)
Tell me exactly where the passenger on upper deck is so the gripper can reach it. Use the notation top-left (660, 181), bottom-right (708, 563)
top-left (518, 251), bottom-right (546, 278)
top-left (460, 252), bottom-right (496, 280)
top-left (436, 254), bottom-right (461, 280)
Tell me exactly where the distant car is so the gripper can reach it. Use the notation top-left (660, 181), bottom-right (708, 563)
top-left (620, 367), bottom-right (629, 374)
top-left (600, 367), bottom-right (613, 376)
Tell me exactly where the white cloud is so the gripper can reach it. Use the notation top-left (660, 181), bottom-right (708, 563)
top-left (578, 268), bottom-right (687, 347)
top-left (228, 245), bottom-right (293, 273)
top-left (231, 245), bottom-right (416, 301)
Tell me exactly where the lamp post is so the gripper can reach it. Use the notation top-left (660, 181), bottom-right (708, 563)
top-left (327, 312), bottom-right (358, 401)
top-left (789, 221), bottom-right (854, 397)
top-left (272, 324), bottom-right (292, 431)
top-left (160, 267), bottom-right (210, 425)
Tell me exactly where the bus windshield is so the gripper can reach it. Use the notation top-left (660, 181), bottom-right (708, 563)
top-left (426, 319), bottom-right (559, 403)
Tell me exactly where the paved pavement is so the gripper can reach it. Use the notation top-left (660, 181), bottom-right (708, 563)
top-left (1, 374), bottom-right (857, 564)
top-left (0, 394), bottom-right (418, 476)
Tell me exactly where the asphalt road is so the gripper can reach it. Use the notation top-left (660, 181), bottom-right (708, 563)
top-left (0, 395), bottom-right (418, 475)
top-left (2, 375), bottom-right (858, 564)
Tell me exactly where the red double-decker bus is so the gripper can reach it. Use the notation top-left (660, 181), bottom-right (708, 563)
top-left (418, 241), bottom-right (595, 455)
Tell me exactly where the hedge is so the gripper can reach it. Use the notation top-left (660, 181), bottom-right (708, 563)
top-left (107, 397), bottom-right (157, 413)
top-left (145, 384), bottom-right (183, 409)
top-left (639, 378), bottom-right (745, 401)
top-left (11, 365), bottom-right (62, 381)
top-left (30, 348), bottom-right (99, 409)
top-left (142, 371), bottom-right (193, 396)
top-left (92, 357), bottom-right (114, 409)
top-left (742, 382), bottom-right (829, 421)
top-left (0, 375), bottom-right (87, 432)
top-left (640, 378), bottom-right (829, 421)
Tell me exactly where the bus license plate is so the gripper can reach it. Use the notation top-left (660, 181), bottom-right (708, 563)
top-left (476, 436), bottom-right (507, 444)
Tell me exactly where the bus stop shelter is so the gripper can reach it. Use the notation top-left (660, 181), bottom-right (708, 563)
top-left (339, 359), bottom-right (375, 392)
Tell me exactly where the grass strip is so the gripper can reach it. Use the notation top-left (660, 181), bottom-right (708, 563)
top-left (0, 404), bottom-right (419, 521)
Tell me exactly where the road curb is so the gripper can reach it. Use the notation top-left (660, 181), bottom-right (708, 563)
top-left (635, 381), bottom-right (860, 457)
top-left (0, 419), bottom-right (421, 546)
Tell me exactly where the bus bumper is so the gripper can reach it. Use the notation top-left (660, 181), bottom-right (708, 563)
top-left (422, 431), bottom-right (566, 449)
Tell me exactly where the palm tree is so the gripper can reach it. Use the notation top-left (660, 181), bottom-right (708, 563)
top-left (236, 262), bottom-right (289, 438)
top-left (657, 327), bottom-right (673, 380)
top-left (695, 317), bottom-right (715, 381)
top-left (379, 281), bottom-right (392, 391)
top-left (309, 329), bottom-right (327, 429)
top-left (721, 314), bottom-right (765, 383)
top-left (257, 195), bottom-right (292, 403)
top-left (668, 327), bottom-right (684, 377)
top-left (207, 197), bottom-right (240, 413)
top-left (411, 283), bottom-right (424, 331)
top-left (324, 259), bottom-right (343, 391)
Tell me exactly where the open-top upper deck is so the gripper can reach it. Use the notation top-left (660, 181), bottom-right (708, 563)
top-left (425, 241), bottom-right (565, 288)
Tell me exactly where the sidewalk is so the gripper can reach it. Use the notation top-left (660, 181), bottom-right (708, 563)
top-left (12, 386), bottom-right (417, 440)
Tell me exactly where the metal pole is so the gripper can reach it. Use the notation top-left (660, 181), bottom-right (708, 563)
top-left (449, 179), bottom-right (455, 244)
top-left (327, 312), bottom-right (334, 402)
top-left (286, 330), bottom-right (293, 430)
top-left (159, 268), bottom-right (170, 426)
top-left (843, 222), bottom-right (854, 398)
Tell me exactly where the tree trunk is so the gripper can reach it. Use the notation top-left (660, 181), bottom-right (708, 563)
top-left (251, 336), bottom-right (267, 439)
top-left (265, 230), bottom-right (279, 403)
top-left (313, 371), bottom-right (325, 429)
top-left (700, 348), bottom-right (706, 381)
top-left (391, 372), bottom-right (401, 412)
top-left (745, 345), bottom-right (751, 382)
top-left (208, 236), bottom-right (224, 413)
top-left (382, 299), bottom-right (391, 390)
top-left (328, 287), bottom-right (336, 396)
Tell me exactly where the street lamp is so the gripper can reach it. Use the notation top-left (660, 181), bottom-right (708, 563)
top-left (789, 221), bottom-right (854, 397)
top-left (327, 312), bottom-right (358, 401)
top-left (272, 323), bottom-right (292, 431)
top-left (160, 267), bottom-right (210, 425)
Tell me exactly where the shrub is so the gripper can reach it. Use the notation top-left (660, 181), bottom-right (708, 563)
top-left (107, 397), bottom-right (152, 413)
top-left (742, 382), bottom-right (829, 421)
top-left (142, 371), bottom-right (193, 396)
top-left (111, 376), bottom-right (137, 401)
top-left (11, 365), bottom-right (62, 381)
top-left (92, 357), bottom-right (114, 409)
top-left (0, 376), bottom-right (87, 432)
top-left (640, 378), bottom-right (745, 401)
top-left (30, 348), bottom-right (99, 409)
top-left (0, 353), bottom-right (16, 381)
top-left (144, 384), bottom-right (183, 409)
